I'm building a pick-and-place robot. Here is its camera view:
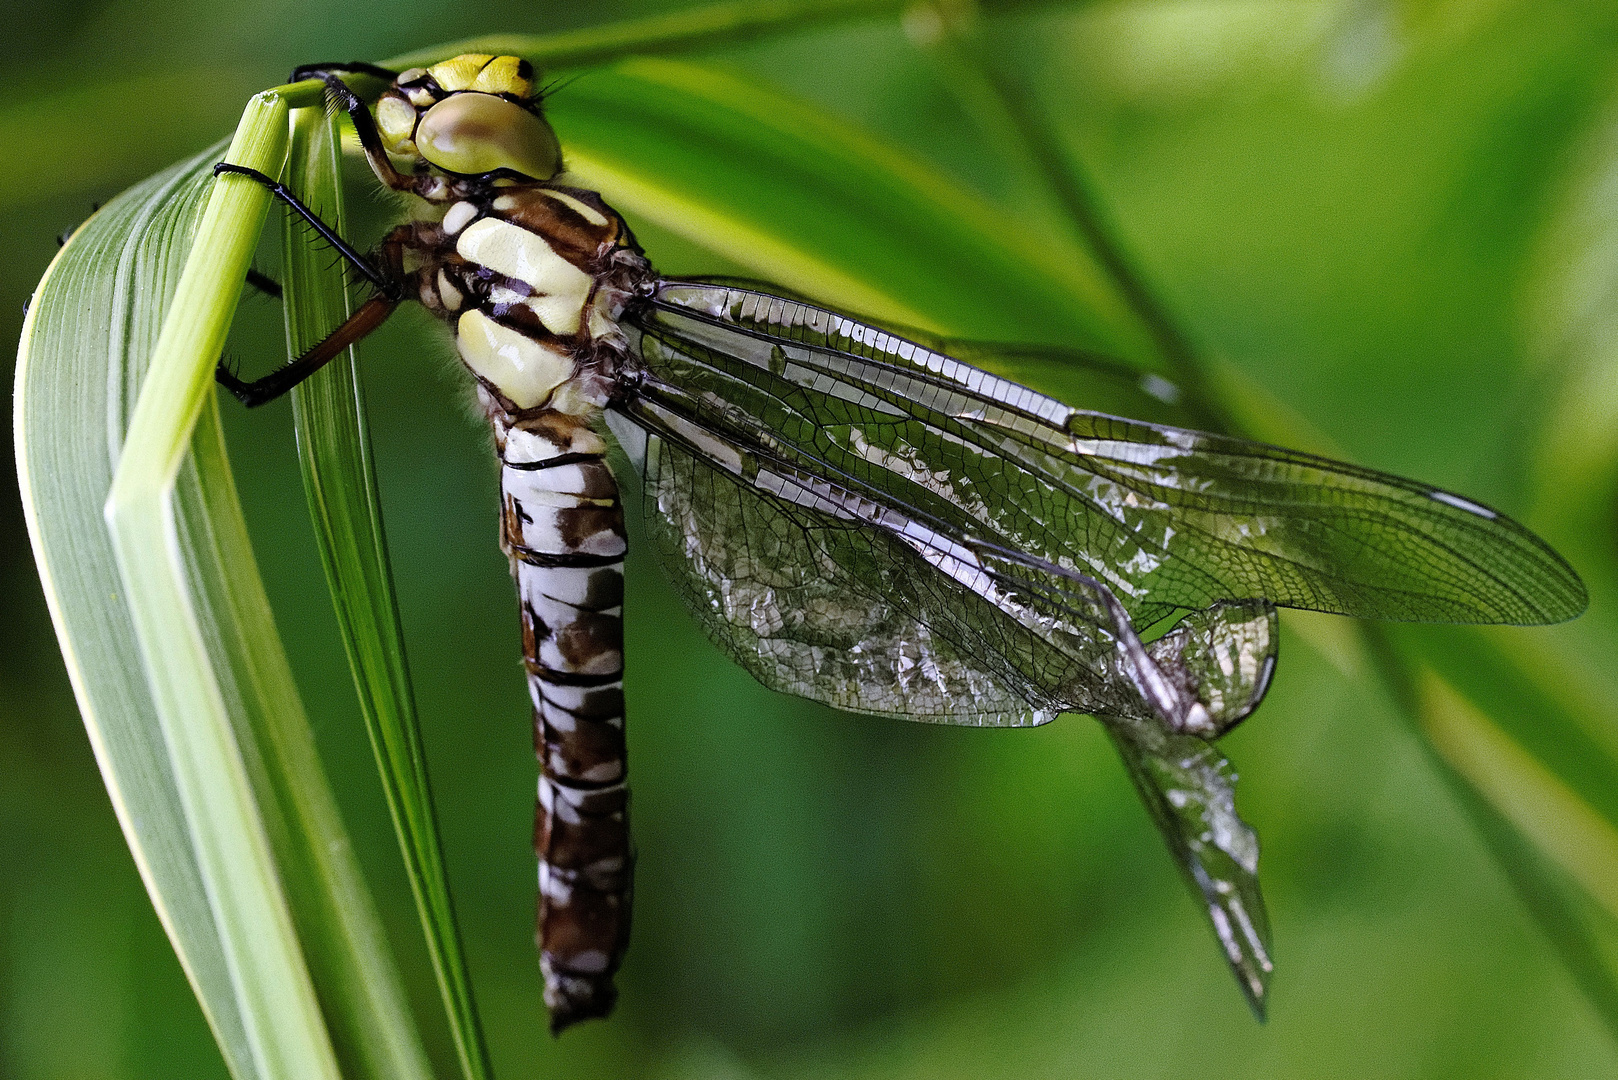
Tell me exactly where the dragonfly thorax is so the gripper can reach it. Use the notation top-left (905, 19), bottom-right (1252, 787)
top-left (407, 182), bottom-right (649, 417)
top-left (367, 57), bottom-right (653, 419)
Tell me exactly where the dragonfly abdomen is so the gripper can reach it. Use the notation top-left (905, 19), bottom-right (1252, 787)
top-left (497, 414), bottom-right (632, 1032)
top-left (404, 169), bottom-right (647, 1033)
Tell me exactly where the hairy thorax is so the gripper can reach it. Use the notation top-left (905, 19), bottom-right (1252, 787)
top-left (400, 181), bottom-right (652, 420)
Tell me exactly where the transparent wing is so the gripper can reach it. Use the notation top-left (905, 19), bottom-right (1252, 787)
top-left (608, 403), bottom-right (1279, 730)
top-left (629, 281), bottom-right (1586, 629)
top-left (673, 275), bottom-right (1199, 429)
top-left (608, 319), bottom-right (1282, 731)
top-left (613, 422), bottom-right (1043, 725)
top-left (1108, 717), bottom-right (1274, 1015)
top-left (609, 283), bottom-right (1303, 1012)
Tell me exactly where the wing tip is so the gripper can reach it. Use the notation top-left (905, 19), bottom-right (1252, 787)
top-left (1531, 567), bottom-right (1589, 625)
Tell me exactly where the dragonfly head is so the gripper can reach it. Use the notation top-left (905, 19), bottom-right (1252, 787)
top-left (375, 53), bottom-right (562, 182)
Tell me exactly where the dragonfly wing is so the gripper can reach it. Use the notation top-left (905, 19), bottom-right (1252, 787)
top-left (660, 277), bottom-right (1197, 427)
top-left (608, 412), bottom-right (1042, 724)
top-left (615, 283), bottom-right (1294, 1008)
top-left (637, 282), bottom-right (1585, 627)
top-left (1107, 716), bottom-right (1274, 1014)
top-left (608, 351), bottom-right (1279, 732)
top-left (1144, 599), bottom-right (1278, 736)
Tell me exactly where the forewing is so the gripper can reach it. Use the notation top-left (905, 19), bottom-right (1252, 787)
top-left (640, 283), bottom-right (1585, 627)
top-left (610, 307), bottom-right (1281, 731)
top-left (666, 277), bottom-right (1198, 428)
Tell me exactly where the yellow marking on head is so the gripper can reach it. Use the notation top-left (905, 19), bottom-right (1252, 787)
top-left (428, 54), bottom-right (494, 91)
top-left (428, 53), bottom-right (535, 99)
top-left (375, 94), bottom-right (418, 154)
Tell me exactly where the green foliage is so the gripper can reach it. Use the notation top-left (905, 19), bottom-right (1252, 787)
top-left (279, 107), bottom-right (488, 1080)
top-left (9, 2), bottom-right (1618, 1078)
top-left (15, 131), bottom-right (430, 1079)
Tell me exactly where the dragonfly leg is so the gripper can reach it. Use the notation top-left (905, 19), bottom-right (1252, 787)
top-left (311, 73), bottom-right (427, 196)
top-left (215, 224), bottom-right (409, 407)
top-left (288, 60), bottom-right (397, 84)
top-left (217, 293), bottom-right (398, 407)
top-left (212, 163), bottom-right (400, 298)
top-left (245, 267), bottom-right (282, 299)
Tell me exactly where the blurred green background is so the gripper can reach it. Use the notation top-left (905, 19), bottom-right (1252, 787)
top-left (7, 1), bottom-right (1618, 1077)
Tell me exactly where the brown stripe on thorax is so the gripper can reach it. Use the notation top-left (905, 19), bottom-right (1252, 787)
top-left (488, 186), bottom-right (626, 271)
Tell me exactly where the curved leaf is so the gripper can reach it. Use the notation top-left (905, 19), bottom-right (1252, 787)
top-left (548, 57), bottom-right (1158, 361)
top-left (16, 105), bottom-right (430, 1080)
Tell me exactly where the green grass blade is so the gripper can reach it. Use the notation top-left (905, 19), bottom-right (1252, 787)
top-left (16, 141), bottom-right (268, 1080)
top-left (19, 91), bottom-right (433, 1080)
top-left (1363, 630), bottom-right (1618, 1040)
top-left (546, 58), bottom-right (1157, 362)
top-left (1429, 749), bottom-right (1618, 1038)
top-left (184, 380), bottom-right (435, 1080)
top-left (380, 0), bottom-right (908, 73)
top-left (282, 106), bottom-right (492, 1080)
top-left (1416, 665), bottom-right (1618, 920)
top-left (100, 92), bottom-right (344, 1080)
top-left (260, 118), bottom-right (437, 1080)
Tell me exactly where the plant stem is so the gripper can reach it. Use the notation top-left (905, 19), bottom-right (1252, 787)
top-left (384, 0), bottom-right (910, 73)
top-left (920, 20), bottom-right (1232, 432)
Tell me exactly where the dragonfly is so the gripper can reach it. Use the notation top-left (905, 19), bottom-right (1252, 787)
top-left (212, 53), bottom-right (1587, 1033)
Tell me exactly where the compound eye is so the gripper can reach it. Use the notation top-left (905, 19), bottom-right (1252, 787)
top-left (415, 93), bottom-right (561, 180)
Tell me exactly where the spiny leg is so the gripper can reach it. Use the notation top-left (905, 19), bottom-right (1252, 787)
top-left (245, 267), bottom-right (282, 299)
top-left (308, 72), bottom-right (423, 194)
top-left (289, 60), bottom-right (398, 84)
top-left (211, 163), bottom-right (406, 406)
top-left (217, 294), bottom-right (397, 407)
top-left (213, 163), bottom-right (398, 296)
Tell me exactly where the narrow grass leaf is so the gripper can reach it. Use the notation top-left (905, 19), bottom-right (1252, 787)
top-left (282, 106), bottom-right (491, 1080)
top-left (103, 91), bottom-right (347, 1080)
top-left (382, 0), bottom-right (908, 73)
top-left (544, 58), bottom-right (1157, 361)
top-left (16, 141), bottom-right (267, 1080)
top-left (1396, 651), bottom-right (1618, 1040)
top-left (18, 91), bottom-right (431, 1080)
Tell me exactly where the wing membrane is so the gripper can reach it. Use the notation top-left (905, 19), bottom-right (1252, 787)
top-left (611, 399), bottom-right (1172, 725)
top-left (607, 281), bottom-right (1482, 1016)
top-left (611, 415), bottom-right (1042, 725)
top-left (1109, 718), bottom-right (1274, 1013)
top-left (633, 282), bottom-right (1585, 628)
top-left (609, 308), bottom-right (1281, 732)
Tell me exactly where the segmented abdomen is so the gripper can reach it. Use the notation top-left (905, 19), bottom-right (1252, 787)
top-left (496, 412), bottom-right (631, 1033)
